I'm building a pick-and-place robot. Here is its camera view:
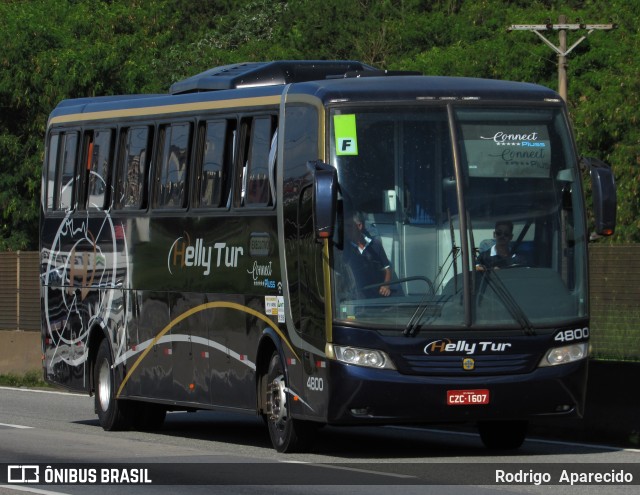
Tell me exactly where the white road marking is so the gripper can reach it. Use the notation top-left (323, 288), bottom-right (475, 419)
top-left (385, 425), bottom-right (640, 453)
top-left (281, 460), bottom-right (417, 479)
top-left (0, 386), bottom-right (85, 397)
top-left (0, 486), bottom-right (71, 495)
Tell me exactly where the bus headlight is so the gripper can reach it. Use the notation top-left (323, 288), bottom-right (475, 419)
top-left (326, 344), bottom-right (396, 370)
top-left (539, 342), bottom-right (589, 367)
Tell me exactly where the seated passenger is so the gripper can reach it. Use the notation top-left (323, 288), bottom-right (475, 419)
top-left (476, 221), bottom-right (527, 270)
top-left (344, 212), bottom-right (393, 297)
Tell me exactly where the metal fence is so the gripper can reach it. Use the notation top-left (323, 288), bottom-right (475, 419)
top-left (0, 251), bottom-right (40, 331)
top-left (588, 244), bottom-right (640, 361)
top-left (1, 247), bottom-right (639, 361)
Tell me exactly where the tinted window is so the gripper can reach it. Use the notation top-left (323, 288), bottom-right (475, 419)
top-left (86, 129), bottom-right (113, 210)
top-left (156, 122), bottom-right (191, 208)
top-left (118, 126), bottom-right (150, 209)
top-left (45, 133), bottom-right (60, 211)
top-left (199, 120), bottom-right (229, 208)
top-left (58, 132), bottom-right (79, 211)
top-left (245, 117), bottom-right (274, 207)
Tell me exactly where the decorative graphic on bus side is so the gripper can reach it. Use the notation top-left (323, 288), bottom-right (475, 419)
top-left (43, 211), bottom-right (126, 373)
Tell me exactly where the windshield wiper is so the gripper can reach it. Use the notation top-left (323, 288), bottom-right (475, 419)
top-left (449, 209), bottom-right (459, 293)
top-left (403, 296), bottom-right (445, 337)
top-left (404, 210), bottom-right (462, 338)
top-left (481, 269), bottom-right (536, 336)
top-left (403, 249), bottom-right (459, 337)
top-left (467, 211), bottom-right (534, 335)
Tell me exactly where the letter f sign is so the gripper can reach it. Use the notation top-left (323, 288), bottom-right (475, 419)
top-left (337, 137), bottom-right (358, 155)
top-left (334, 114), bottom-right (359, 155)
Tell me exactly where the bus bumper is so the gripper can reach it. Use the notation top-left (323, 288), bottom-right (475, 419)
top-left (325, 359), bottom-right (587, 425)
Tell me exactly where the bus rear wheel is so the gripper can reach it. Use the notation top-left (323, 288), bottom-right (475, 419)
top-left (265, 351), bottom-right (317, 453)
top-left (94, 338), bottom-right (132, 431)
top-left (478, 420), bottom-right (528, 450)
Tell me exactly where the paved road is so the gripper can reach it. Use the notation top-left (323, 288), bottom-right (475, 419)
top-left (0, 386), bottom-right (638, 494)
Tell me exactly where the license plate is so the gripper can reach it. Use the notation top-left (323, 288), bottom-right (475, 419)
top-left (447, 389), bottom-right (490, 406)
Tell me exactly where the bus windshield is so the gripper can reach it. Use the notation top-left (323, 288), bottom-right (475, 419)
top-left (330, 104), bottom-right (587, 331)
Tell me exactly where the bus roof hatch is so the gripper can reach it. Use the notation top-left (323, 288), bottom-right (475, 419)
top-left (169, 60), bottom-right (379, 94)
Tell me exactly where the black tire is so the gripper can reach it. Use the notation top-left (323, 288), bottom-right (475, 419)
top-left (478, 420), bottom-right (528, 450)
top-left (265, 351), bottom-right (317, 453)
top-left (94, 338), bottom-right (132, 431)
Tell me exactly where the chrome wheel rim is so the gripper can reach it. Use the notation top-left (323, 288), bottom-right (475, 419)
top-left (98, 359), bottom-right (111, 412)
top-left (269, 375), bottom-right (287, 427)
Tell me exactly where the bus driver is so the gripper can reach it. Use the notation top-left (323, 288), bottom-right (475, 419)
top-left (344, 212), bottom-right (393, 298)
top-left (476, 220), bottom-right (526, 270)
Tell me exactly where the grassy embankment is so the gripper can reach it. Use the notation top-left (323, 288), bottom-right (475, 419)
top-left (0, 370), bottom-right (50, 388)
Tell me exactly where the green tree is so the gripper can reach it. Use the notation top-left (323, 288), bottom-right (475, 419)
top-left (0, 0), bottom-right (177, 249)
top-left (0, 0), bottom-right (638, 248)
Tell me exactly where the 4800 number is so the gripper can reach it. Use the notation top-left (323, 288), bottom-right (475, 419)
top-left (306, 376), bottom-right (324, 391)
top-left (554, 327), bottom-right (589, 342)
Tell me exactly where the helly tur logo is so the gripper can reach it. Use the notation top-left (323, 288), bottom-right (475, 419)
top-left (168, 234), bottom-right (243, 276)
top-left (424, 339), bottom-right (512, 355)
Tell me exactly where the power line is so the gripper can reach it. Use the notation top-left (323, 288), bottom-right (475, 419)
top-left (508, 15), bottom-right (617, 102)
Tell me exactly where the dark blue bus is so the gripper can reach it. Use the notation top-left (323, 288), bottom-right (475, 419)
top-left (40, 61), bottom-right (616, 452)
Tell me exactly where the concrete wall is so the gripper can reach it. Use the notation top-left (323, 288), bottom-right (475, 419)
top-left (0, 330), bottom-right (41, 374)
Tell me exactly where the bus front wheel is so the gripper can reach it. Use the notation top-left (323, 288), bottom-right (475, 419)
top-left (94, 338), bottom-right (132, 431)
top-left (265, 351), bottom-right (317, 453)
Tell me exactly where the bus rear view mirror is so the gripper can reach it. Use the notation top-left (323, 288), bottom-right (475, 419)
top-left (584, 157), bottom-right (616, 236)
top-left (307, 160), bottom-right (338, 242)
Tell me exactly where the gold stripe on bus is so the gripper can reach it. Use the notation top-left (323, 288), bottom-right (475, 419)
top-left (116, 300), bottom-right (298, 398)
top-left (49, 95), bottom-right (281, 127)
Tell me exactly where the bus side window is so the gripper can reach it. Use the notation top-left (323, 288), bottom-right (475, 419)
top-left (239, 116), bottom-right (276, 207)
top-left (155, 122), bottom-right (191, 209)
top-left (198, 120), bottom-right (233, 208)
top-left (267, 128), bottom-right (277, 203)
top-left (45, 133), bottom-right (61, 211)
top-left (83, 129), bottom-right (113, 210)
top-left (117, 126), bottom-right (151, 210)
top-left (58, 132), bottom-right (79, 212)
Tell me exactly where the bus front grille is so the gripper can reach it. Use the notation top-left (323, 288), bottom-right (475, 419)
top-left (399, 353), bottom-right (538, 376)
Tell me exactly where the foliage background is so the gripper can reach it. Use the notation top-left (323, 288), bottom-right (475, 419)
top-left (1, 0), bottom-right (638, 250)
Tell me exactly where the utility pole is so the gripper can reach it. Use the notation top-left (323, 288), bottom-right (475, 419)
top-left (508, 15), bottom-right (616, 102)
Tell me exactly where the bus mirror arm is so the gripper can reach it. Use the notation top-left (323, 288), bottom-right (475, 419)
top-left (583, 156), bottom-right (617, 237)
top-left (306, 160), bottom-right (338, 242)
